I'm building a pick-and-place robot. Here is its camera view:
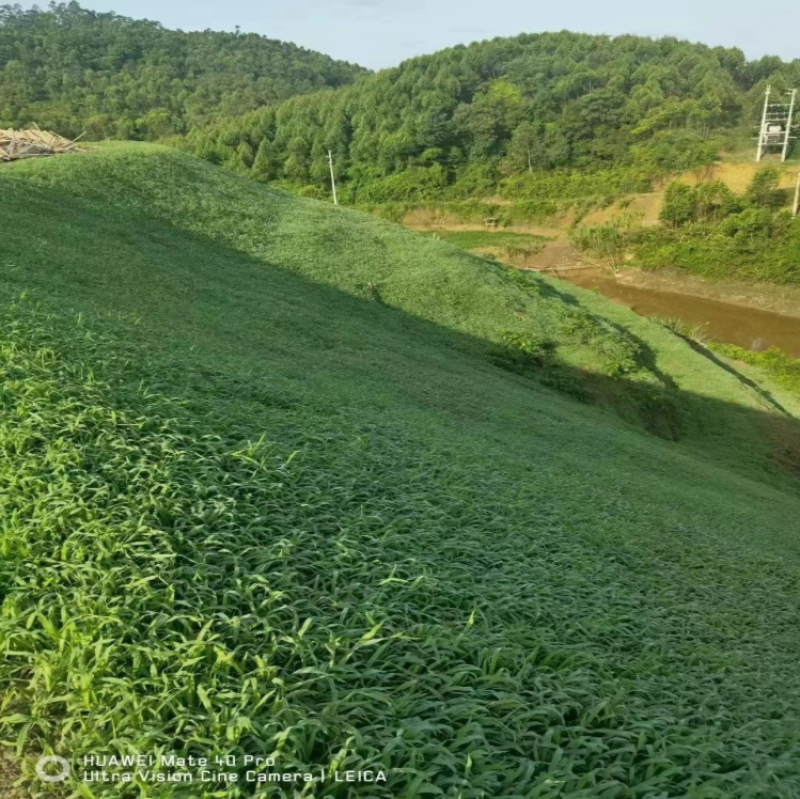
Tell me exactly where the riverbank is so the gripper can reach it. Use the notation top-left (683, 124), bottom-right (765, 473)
top-left (405, 224), bottom-right (800, 359)
top-left (591, 267), bottom-right (800, 319)
top-left (560, 267), bottom-right (800, 359)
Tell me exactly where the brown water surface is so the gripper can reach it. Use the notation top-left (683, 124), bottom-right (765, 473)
top-left (560, 270), bottom-right (800, 358)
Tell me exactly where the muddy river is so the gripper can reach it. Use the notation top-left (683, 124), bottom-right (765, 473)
top-left (559, 270), bottom-right (800, 358)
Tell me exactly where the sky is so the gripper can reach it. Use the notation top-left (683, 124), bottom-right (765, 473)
top-left (71, 0), bottom-right (798, 70)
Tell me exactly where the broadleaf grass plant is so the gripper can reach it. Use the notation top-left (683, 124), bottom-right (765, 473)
top-left (2, 296), bottom-right (800, 798)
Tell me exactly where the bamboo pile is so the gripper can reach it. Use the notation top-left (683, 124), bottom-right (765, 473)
top-left (0, 127), bottom-right (84, 162)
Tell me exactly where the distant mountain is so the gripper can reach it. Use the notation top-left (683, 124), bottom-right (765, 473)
top-left (184, 31), bottom-right (800, 201)
top-left (0, 1), bottom-right (369, 139)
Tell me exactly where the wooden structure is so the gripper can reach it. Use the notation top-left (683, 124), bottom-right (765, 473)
top-left (0, 128), bottom-right (83, 162)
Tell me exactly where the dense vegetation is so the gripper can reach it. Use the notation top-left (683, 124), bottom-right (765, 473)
top-left (1, 145), bottom-right (800, 798)
top-left (634, 168), bottom-right (800, 283)
top-left (0, 2), bottom-right (366, 140)
top-left (183, 32), bottom-right (800, 203)
top-left (565, 168), bottom-right (800, 284)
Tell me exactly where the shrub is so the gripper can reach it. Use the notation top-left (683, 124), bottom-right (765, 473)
top-left (745, 167), bottom-right (787, 209)
top-left (695, 180), bottom-right (739, 221)
top-left (491, 330), bottom-right (553, 370)
top-left (570, 213), bottom-right (642, 266)
top-left (556, 306), bottom-right (642, 377)
top-left (660, 182), bottom-right (698, 227)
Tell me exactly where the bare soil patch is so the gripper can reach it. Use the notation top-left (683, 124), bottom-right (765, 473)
top-left (0, 749), bottom-right (26, 799)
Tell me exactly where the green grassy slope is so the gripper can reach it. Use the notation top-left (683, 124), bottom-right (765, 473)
top-left (5, 143), bottom-right (798, 485)
top-left (1, 145), bottom-right (800, 798)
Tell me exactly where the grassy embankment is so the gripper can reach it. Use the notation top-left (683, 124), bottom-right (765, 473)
top-left (425, 231), bottom-right (550, 262)
top-left (654, 317), bottom-right (800, 403)
top-left (710, 344), bottom-right (800, 396)
top-left (2, 143), bottom-right (800, 798)
top-left (356, 165), bottom-right (656, 230)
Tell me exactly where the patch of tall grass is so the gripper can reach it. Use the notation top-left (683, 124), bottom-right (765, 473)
top-left (427, 231), bottom-right (549, 259)
top-left (708, 343), bottom-right (800, 396)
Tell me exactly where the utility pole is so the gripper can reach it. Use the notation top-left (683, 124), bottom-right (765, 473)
top-left (755, 85), bottom-right (797, 162)
top-left (327, 150), bottom-right (338, 206)
top-left (783, 89), bottom-right (797, 162)
top-left (793, 173), bottom-right (800, 217)
top-left (756, 85), bottom-right (771, 162)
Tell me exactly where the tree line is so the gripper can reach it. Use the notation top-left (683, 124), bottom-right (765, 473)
top-left (182, 32), bottom-right (800, 203)
top-left (4, 5), bottom-right (800, 204)
top-left (0, 2), bottom-right (367, 140)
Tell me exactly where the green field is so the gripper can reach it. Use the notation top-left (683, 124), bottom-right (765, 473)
top-left (426, 231), bottom-right (550, 256)
top-left (2, 144), bottom-right (800, 798)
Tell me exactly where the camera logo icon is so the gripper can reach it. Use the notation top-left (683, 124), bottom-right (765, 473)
top-left (35, 755), bottom-right (70, 783)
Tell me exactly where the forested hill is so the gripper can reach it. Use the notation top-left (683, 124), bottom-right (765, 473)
top-left (183, 32), bottom-right (800, 203)
top-left (0, 2), bottom-right (368, 140)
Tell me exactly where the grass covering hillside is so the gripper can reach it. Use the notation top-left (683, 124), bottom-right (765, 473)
top-left (1, 145), bottom-right (800, 798)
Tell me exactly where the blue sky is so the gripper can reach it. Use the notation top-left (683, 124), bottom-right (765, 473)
top-left (73, 0), bottom-right (798, 69)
